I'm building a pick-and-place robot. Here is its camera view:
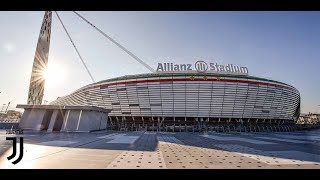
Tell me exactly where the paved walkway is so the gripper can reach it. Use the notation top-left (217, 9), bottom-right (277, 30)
top-left (0, 130), bottom-right (319, 169)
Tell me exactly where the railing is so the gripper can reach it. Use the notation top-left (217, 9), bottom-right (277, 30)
top-left (0, 122), bottom-right (19, 130)
top-left (296, 123), bottom-right (320, 130)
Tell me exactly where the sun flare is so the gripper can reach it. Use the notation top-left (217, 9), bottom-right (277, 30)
top-left (41, 62), bottom-right (65, 87)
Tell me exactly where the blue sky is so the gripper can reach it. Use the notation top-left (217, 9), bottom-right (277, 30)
top-left (0, 11), bottom-right (319, 113)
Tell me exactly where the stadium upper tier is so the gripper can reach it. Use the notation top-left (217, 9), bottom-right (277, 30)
top-left (50, 72), bottom-right (300, 121)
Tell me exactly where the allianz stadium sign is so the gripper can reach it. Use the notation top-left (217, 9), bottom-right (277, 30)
top-left (156, 61), bottom-right (249, 75)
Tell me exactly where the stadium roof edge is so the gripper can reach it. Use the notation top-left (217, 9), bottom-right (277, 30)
top-left (83, 72), bottom-right (296, 90)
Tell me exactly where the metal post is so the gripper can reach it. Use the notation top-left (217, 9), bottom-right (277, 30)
top-left (1, 104), bottom-right (5, 112)
top-left (152, 117), bottom-right (154, 132)
top-left (5, 102), bottom-right (10, 113)
top-left (157, 117), bottom-right (160, 132)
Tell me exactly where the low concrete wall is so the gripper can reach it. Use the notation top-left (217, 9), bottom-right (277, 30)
top-left (18, 109), bottom-right (46, 131)
top-left (47, 110), bottom-right (59, 132)
top-left (17, 105), bottom-right (110, 132)
top-left (77, 111), bottom-right (108, 131)
top-left (62, 110), bottom-right (80, 131)
top-left (61, 110), bottom-right (108, 132)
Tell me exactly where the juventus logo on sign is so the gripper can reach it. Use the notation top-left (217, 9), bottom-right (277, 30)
top-left (6, 137), bottom-right (24, 164)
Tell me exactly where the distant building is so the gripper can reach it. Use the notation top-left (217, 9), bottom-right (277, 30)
top-left (0, 113), bottom-right (6, 120)
top-left (6, 110), bottom-right (22, 119)
top-left (0, 110), bottom-right (22, 122)
top-left (297, 113), bottom-right (320, 125)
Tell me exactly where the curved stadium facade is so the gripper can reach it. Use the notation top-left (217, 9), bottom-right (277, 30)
top-left (50, 72), bottom-right (300, 132)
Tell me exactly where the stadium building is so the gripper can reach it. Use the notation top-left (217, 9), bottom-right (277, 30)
top-left (19, 12), bottom-right (301, 132)
top-left (50, 71), bottom-right (301, 132)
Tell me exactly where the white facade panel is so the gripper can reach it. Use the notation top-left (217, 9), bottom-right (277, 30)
top-left (50, 73), bottom-right (300, 121)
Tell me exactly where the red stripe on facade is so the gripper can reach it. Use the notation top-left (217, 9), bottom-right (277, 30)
top-left (81, 77), bottom-right (292, 91)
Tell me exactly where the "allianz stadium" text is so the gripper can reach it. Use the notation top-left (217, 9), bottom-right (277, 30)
top-left (156, 62), bottom-right (249, 74)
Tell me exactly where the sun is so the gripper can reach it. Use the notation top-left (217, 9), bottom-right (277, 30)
top-left (42, 67), bottom-right (51, 80)
top-left (41, 61), bottom-right (65, 88)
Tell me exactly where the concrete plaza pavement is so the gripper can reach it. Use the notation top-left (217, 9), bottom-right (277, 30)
top-left (0, 129), bottom-right (319, 169)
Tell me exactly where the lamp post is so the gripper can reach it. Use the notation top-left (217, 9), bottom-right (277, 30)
top-left (1, 104), bottom-right (5, 113)
top-left (5, 102), bottom-right (10, 113)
